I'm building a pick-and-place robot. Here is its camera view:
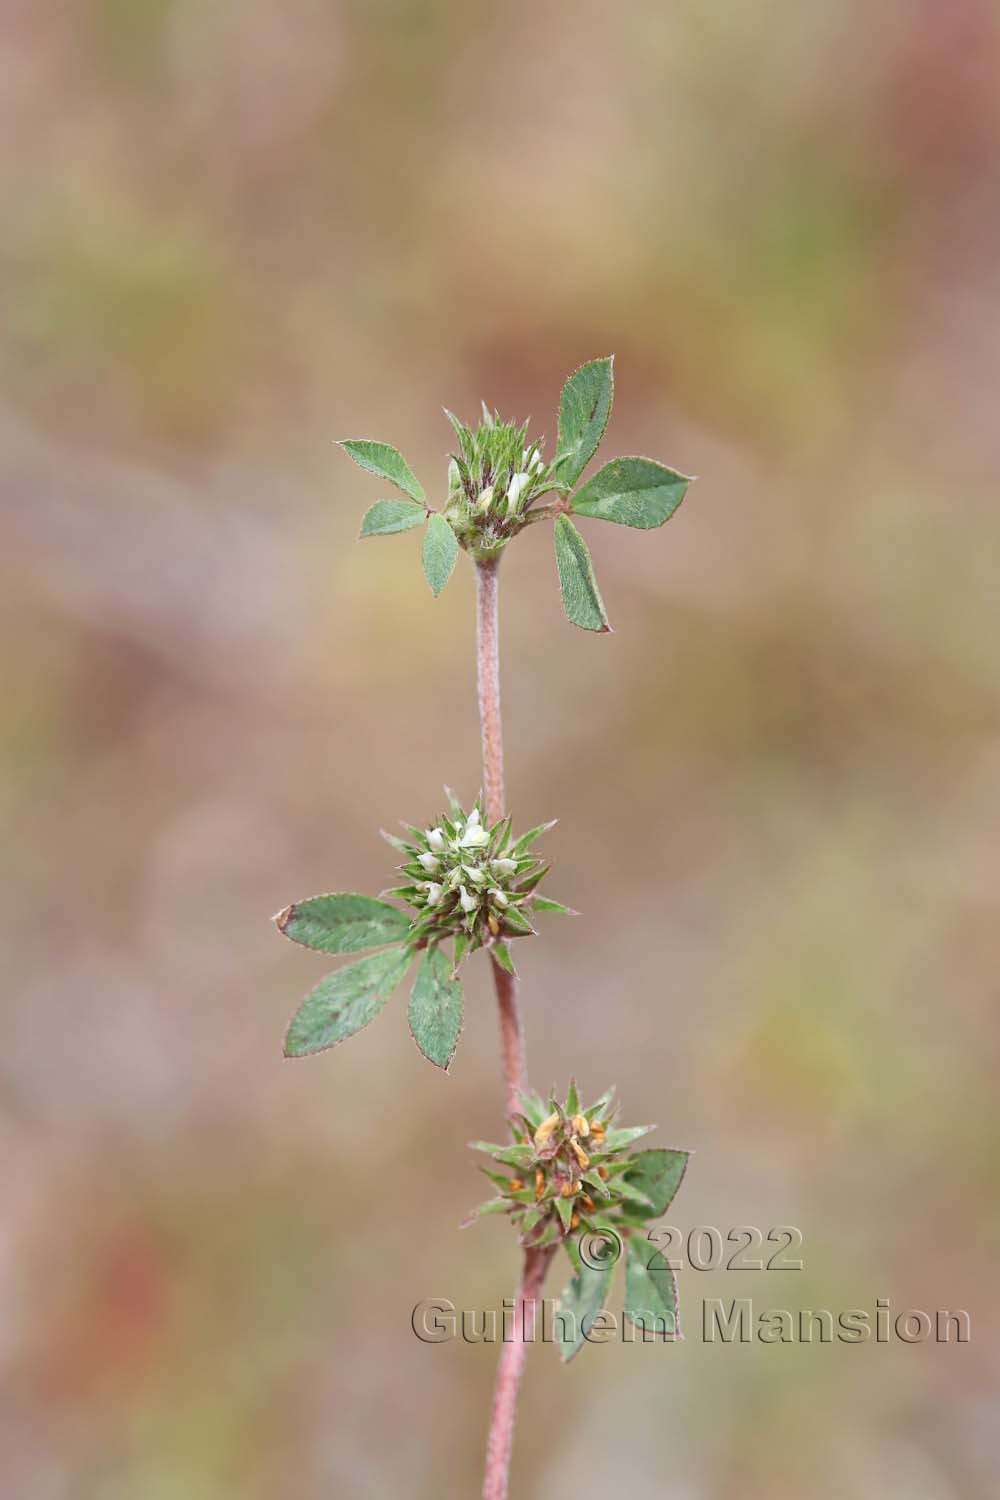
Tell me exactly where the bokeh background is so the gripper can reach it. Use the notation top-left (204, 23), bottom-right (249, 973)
top-left (3, 3), bottom-right (998, 1496)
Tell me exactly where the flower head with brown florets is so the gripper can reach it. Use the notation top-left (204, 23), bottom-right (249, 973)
top-left (467, 1082), bottom-right (690, 1360)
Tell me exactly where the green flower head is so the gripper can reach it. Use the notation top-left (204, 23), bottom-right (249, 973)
top-left (382, 791), bottom-right (573, 965)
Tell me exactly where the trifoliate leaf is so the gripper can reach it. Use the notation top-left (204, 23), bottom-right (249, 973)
top-left (284, 945), bottom-right (412, 1057)
top-left (340, 440), bottom-right (425, 503)
top-left (553, 515), bottom-right (610, 633)
top-left (570, 456), bottom-right (690, 529)
top-left (624, 1237), bottom-right (679, 1336)
top-left (422, 512), bottom-right (459, 596)
top-left (275, 893), bottom-right (410, 955)
top-left (622, 1149), bottom-right (690, 1219)
top-left (408, 945), bottom-right (464, 1069)
top-left (360, 499), bottom-right (426, 537)
top-left (553, 357), bottom-right (614, 489)
top-left (557, 1258), bottom-right (616, 1363)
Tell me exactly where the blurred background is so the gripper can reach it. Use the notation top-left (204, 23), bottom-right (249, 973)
top-left (2, 2), bottom-right (998, 1496)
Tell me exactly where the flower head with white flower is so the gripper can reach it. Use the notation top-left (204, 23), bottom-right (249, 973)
top-left (442, 405), bottom-right (566, 559)
top-left (380, 792), bottom-right (574, 971)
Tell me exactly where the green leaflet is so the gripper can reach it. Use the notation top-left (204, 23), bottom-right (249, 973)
top-left (499, 905), bottom-right (535, 938)
top-left (599, 1125), bottom-right (655, 1152)
top-left (557, 1258), bottom-right (616, 1363)
top-left (490, 941), bottom-right (517, 976)
top-left (584, 1088), bottom-right (616, 1120)
top-left (284, 945), bottom-right (412, 1057)
top-left (553, 357), bottom-right (614, 490)
top-left (422, 512), bottom-right (459, 596)
top-left (581, 1168), bottom-right (611, 1199)
top-left (617, 1182), bottom-right (656, 1215)
top-left (460, 1197), bottom-right (512, 1227)
top-left (515, 1092), bottom-right (548, 1129)
top-left (554, 1194), bottom-right (575, 1231)
top-left (360, 499), bottom-right (426, 537)
top-left (468, 1142), bottom-right (535, 1168)
top-left (409, 946), bottom-right (464, 1070)
top-left (510, 820), bottom-right (557, 858)
top-left (340, 440), bottom-right (425, 503)
top-left (563, 1234), bottom-right (583, 1274)
top-left (532, 896), bottom-right (577, 916)
top-left (553, 515), bottom-right (610, 633)
top-left (622, 1149), bottom-right (690, 1220)
top-left (624, 1237), bottom-right (679, 1337)
top-left (275, 893), bottom-right (410, 955)
top-left (571, 456), bottom-right (690, 530)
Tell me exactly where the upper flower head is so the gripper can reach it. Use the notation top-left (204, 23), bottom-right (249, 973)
top-left (441, 409), bottom-right (562, 559)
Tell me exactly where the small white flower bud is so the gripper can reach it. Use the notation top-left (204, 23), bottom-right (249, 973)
top-left (418, 852), bottom-right (440, 872)
top-left (506, 472), bottom-right (530, 508)
top-left (491, 858), bottom-right (517, 876)
top-left (424, 881), bottom-right (442, 905)
top-left (463, 863), bottom-right (485, 884)
top-left (477, 485), bottom-right (494, 511)
top-left (426, 827), bottom-right (445, 851)
top-left (447, 458), bottom-right (461, 491)
top-left (530, 448), bottom-right (544, 471)
top-left (459, 885), bottom-right (478, 914)
top-left (492, 889), bottom-right (509, 908)
top-left (459, 825), bottom-right (490, 849)
top-left (467, 807), bottom-right (481, 827)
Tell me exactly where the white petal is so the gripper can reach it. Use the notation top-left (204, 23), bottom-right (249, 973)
top-left (418, 852), bottom-right (440, 872)
top-left (460, 826), bottom-right (490, 849)
top-left (506, 472), bottom-right (530, 507)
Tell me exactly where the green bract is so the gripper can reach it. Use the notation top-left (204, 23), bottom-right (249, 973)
top-left (466, 1084), bottom-right (689, 1360)
top-left (275, 795), bottom-right (571, 1068)
top-left (340, 357), bottom-right (692, 627)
